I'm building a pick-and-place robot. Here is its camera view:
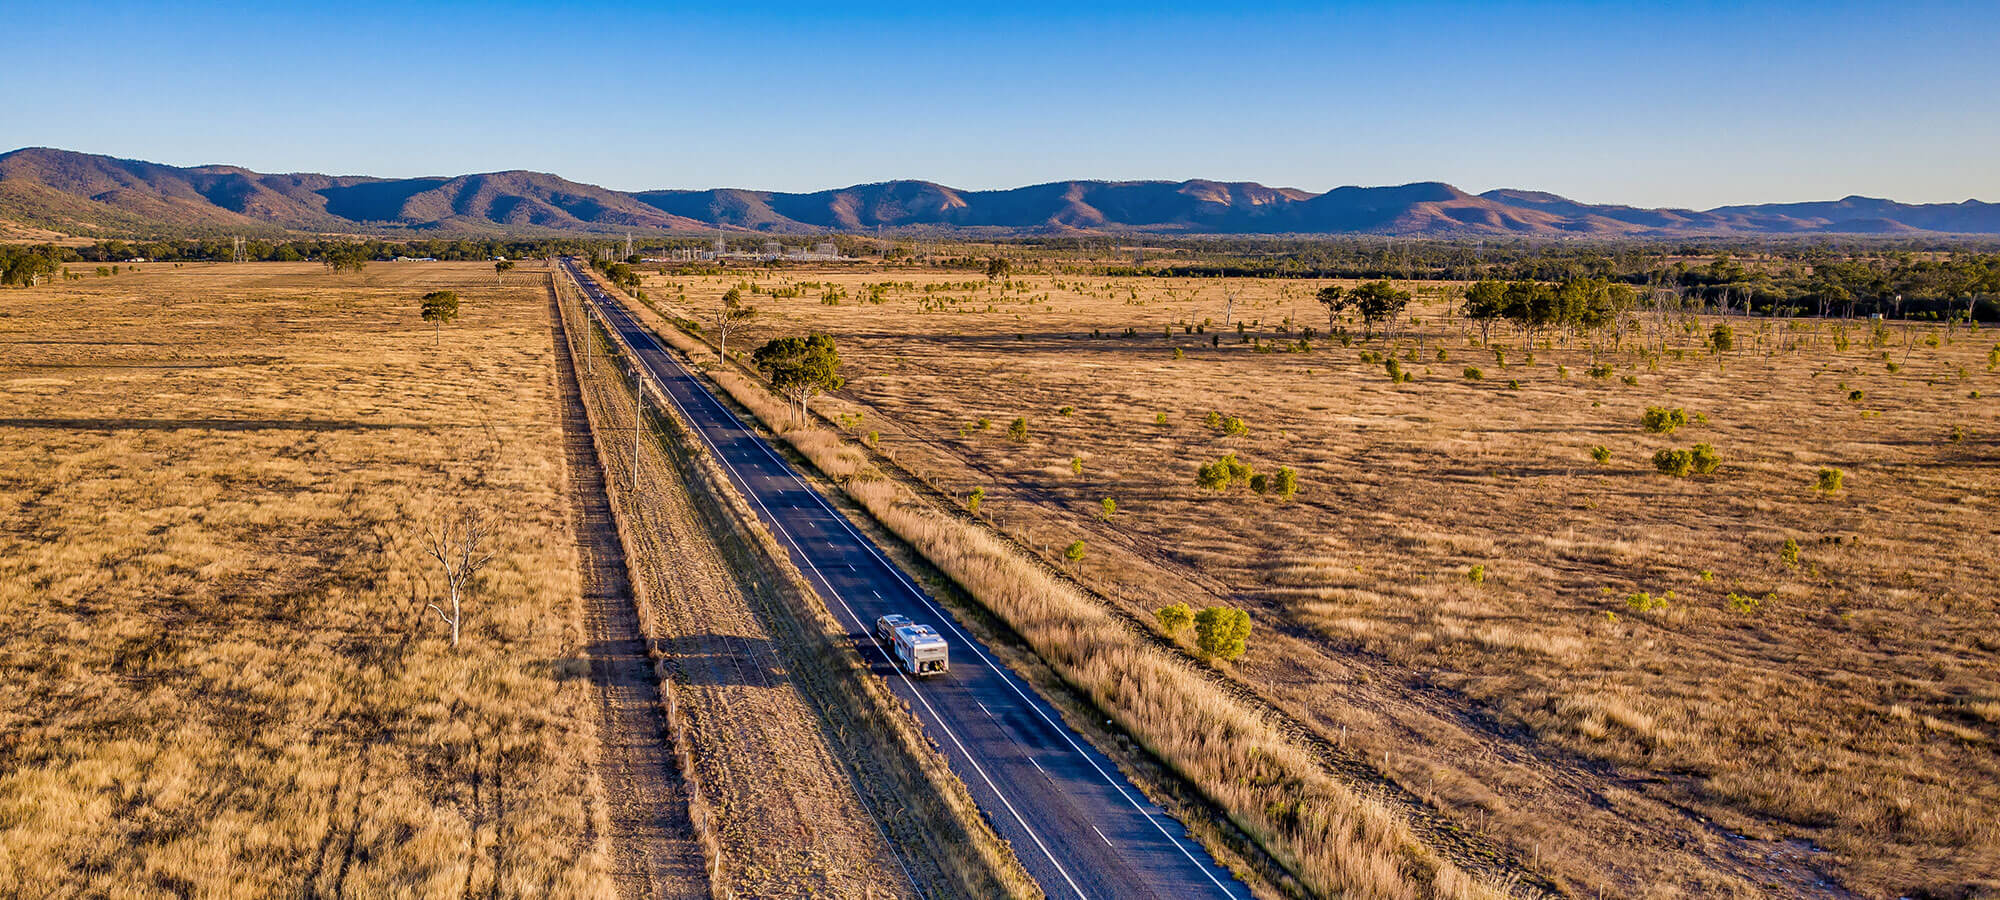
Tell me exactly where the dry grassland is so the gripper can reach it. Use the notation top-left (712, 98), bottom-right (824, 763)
top-left (0, 262), bottom-right (615, 897)
top-left (644, 266), bottom-right (2000, 898)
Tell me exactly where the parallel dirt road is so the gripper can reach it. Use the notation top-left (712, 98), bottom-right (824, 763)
top-left (553, 295), bottom-right (711, 899)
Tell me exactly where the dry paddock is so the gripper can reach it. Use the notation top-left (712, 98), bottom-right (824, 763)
top-left (0, 261), bottom-right (614, 896)
top-left (644, 265), bottom-right (2000, 898)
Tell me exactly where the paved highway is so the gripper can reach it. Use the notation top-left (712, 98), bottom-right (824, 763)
top-left (559, 259), bottom-right (1248, 900)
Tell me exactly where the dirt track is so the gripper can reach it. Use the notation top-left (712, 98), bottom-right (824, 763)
top-left (553, 295), bottom-right (711, 899)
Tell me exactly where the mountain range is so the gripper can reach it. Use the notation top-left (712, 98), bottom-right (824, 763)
top-left (5, 147), bottom-right (1999, 238)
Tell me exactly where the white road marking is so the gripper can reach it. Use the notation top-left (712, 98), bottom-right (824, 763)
top-left (1093, 826), bottom-right (1114, 848)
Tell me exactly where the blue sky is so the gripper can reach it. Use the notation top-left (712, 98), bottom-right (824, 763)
top-left (5, 0), bottom-right (1995, 208)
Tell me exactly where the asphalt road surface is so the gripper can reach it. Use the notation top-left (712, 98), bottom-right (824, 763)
top-left (559, 259), bottom-right (1249, 900)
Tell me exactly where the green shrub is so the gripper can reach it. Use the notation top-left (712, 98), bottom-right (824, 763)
top-left (1058, 405), bottom-right (1075, 416)
top-left (1196, 452), bottom-right (1251, 491)
top-left (1625, 591), bottom-right (1669, 612)
top-left (1621, 374), bottom-right (1640, 386)
top-left (1226, 453), bottom-right (1253, 483)
top-left (1690, 443), bottom-right (1721, 475)
top-left (1467, 564), bottom-right (1485, 584)
top-left (1099, 497), bottom-right (1116, 520)
top-left (1155, 411), bottom-right (1169, 425)
top-left (1248, 473), bottom-right (1272, 494)
top-left (1781, 538), bottom-right (1801, 567)
top-left (1710, 323), bottom-right (1734, 352)
top-left (1070, 456), bottom-right (1084, 475)
top-left (1815, 467), bottom-right (1843, 494)
top-left (1205, 410), bottom-right (1223, 430)
top-left (1847, 389), bottom-right (1865, 402)
top-left (1463, 366), bottom-right (1483, 381)
top-left (1590, 445), bottom-right (1612, 464)
top-left (1642, 406), bottom-right (1688, 434)
top-left (1272, 466), bottom-right (1298, 499)
top-left (1588, 363), bottom-right (1614, 379)
top-left (1725, 592), bottom-right (1761, 614)
top-left (1653, 448), bottom-right (1694, 477)
top-left (1155, 602), bottom-right (1193, 635)
top-left (966, 487), bottom-right (984, 515)
top-left (1222, 416), bottom-right (1248, 437)
top-left (1193, 606), bottom-right (1252, 660)
top-left (1007, 416), bottom-right (1029, 442)
top-left (1506, 379), bottom-right (1521, 390)
top-left (1172, 347), bottom-right (1184, 360)
top-left (1064, 540), bottom-right (1086, 563)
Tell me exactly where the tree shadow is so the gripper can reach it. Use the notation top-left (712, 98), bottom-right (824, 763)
top-left (650, 632), bottom-right (787, 688)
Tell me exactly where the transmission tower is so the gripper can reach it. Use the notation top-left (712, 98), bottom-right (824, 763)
top-left (231, 236), bottom-right (247, 263)
top-left (624, 232), bottom-right (633, 259)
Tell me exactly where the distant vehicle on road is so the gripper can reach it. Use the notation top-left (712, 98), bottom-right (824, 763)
top-left (889, 621), bottom-right (949, 676)
top-left (874, 614), bottom-right (912, 642)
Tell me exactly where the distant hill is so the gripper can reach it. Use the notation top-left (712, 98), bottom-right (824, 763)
top-left (4, 147), bottom-right (1997, 238)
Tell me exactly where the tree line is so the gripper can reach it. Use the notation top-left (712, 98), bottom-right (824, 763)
top-left (63, 237), bottom-right (589, 264)
top-left (1459, 278), bottom-right (1640, 345)
top-left (0, 244), bottom-right (65, 286)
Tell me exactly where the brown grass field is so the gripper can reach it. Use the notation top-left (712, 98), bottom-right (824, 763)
top-left (641, 265), bottom-right (2000, 898)
top-left (0, 261), bottom-right (618, 895)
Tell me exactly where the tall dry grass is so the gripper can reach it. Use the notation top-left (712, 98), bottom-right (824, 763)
top-left (0, 262), bottom-right (612, 897)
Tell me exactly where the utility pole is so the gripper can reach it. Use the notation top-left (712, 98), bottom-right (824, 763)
top-left (632, 386), bottom-right (642, 493)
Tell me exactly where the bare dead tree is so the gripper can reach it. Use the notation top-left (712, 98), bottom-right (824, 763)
top-left (424, 508), bottom-right (493, 648)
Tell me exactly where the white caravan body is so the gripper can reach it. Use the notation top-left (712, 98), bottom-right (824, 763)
top-left (892, 624), bottom-right (949, 676)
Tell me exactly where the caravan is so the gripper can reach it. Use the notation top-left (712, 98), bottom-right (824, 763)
top-left (876, 614), bottom-right (948, 676)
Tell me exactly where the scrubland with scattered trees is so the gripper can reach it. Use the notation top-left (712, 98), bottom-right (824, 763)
top-left (637, 245), bottom-right (1998, 898)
